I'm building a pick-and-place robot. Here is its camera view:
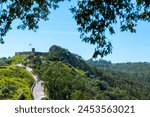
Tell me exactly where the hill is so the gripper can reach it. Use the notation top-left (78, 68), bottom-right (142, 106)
top-left (86, 59), bottom-right (150, 83)
top-left (1, 45), bottom-right (150, 100)
top-left (25, 45), bottom-right (150, 100)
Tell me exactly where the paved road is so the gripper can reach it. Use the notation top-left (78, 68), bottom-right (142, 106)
top-left (17, 64), bottom-right (46, 100)
top-left (32, 80), bottom-right (45, 100)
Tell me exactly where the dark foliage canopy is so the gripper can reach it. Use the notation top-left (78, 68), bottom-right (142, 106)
top-left (0, 0), bottom-right (150, 57)
top-left (0, 0), bottom-right (69, 43)
top-left (71, 0), bottom-right (150, 57)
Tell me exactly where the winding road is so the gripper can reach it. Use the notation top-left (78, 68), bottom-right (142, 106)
top-left (17, 64), bottom-right (46, 100)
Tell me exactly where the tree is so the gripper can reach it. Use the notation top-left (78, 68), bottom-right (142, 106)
top-left (1, 0), bottom-right (150, 58)
top-left (0, 0), bottom-right (70, 43)
top-left (71, 0), bottom-right (150, 57)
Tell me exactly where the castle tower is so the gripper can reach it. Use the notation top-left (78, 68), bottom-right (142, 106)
top-left (32, 48), bottom-right (35, 55)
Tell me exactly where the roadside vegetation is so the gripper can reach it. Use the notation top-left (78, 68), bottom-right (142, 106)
top-left (0, 56), bottom-right (34, 100)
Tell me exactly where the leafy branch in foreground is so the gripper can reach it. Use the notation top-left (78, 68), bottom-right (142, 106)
top-left (0, 0), bottom-right (150, 58)
top-left (71, 0), bottom-right (150, 57)
top-left (0, 0), bottom-right (70, 43)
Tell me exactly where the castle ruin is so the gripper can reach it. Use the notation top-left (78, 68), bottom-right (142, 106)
top-left (15, 48), bottom-right (50, 56)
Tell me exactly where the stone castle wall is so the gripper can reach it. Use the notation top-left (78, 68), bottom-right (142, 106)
top-left (15, 52), bottom-right (32, 56)
top-left (15, 48), bottom-right (49, 56)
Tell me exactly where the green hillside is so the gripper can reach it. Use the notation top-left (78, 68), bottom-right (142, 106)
top-left (0, 57), bottom-right (34, 100)
top-left (27, 45), bottom-right (150, 100)
top-left (1, 45), bottom-right (150, 100)
top-left (87, 59), bottom-right (150, 83)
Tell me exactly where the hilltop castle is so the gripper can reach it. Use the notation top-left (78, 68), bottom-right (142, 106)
top-left (15, 48), bottom-right (50, 56)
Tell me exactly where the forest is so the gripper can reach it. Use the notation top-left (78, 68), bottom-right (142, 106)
top-left (1, 45), bottom-right (150, 100)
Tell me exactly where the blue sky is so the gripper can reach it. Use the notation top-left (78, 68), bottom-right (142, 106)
top-left (1, 1), bottom-right (150, 63)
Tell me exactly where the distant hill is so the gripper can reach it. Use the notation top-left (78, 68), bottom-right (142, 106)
top-left (86, 59), bottom-right (112, 69)
top-left (86, 59), bottom-right (150, 83)
top-left (109, 62), bottom-right (150, 83)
